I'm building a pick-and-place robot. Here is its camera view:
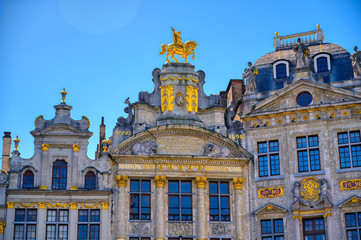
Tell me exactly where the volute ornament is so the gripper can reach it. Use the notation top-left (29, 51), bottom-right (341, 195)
top-left (116, 175), bottom-right (128, 187)
top-left (195, 177), bottom-right (207, 188)
top-left (232, 178), bottom-right (245, 190)
top-left (154, 176), bottom-right (167, 188)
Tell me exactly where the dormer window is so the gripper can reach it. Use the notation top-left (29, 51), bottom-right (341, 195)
top-left (52, 160), bottom-right (67, 190)
top-left (85, 171), bottom-right (96, 190)
top-left (23, 170), bottom-right (34, 189)
top-left (314, 53), bottom-right (331, 72)
top-left (273, 60), bottom-right (290, 79)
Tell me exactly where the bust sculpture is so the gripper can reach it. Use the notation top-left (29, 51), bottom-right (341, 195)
top-left (351, 46), bottom-right (361, 77)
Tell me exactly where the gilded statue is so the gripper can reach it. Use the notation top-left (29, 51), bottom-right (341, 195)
top-left (293, 38), bottom-right (310, 68)
top-left (242, 62), bottom-right (258, 94)
top-left (159, 27), bottom-right (197, 63)
top-left (351, 46), bottom-right (361, 77)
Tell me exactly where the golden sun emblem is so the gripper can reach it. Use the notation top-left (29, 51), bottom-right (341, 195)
top-left (300, 177), bottom-right (320, 201)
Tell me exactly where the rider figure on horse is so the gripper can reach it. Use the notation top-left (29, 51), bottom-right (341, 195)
top-left (172, 27), bottom-right (184, 49)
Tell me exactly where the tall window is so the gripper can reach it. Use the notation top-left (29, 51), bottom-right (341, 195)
top-left (317, 57), bottom-right (328, 72)
top-left (276, 64), bottom-right (287, 79)
top-left (338, 131), bottom-right (361, 169)
top-left (209, 181), bottom-right (230, 222)
top-left (23, 170), bottom-right (34, 189)
top-left (303, 218), bottom-right (325, 240)
top-left (345, 212), bottom-right (361, 240)
top-left (261, 219), bottom-right (284, 240)
top-left (14, 209), bottom-right (37, 240)
top-left (85, 171), bottom-right (96, 190)
top-left (52, 160), bottom-right (67, 190)
top-left (168, 180), bottom-right (192, 221)
top-left (46, 209), bottom-right (69, 240)
top-left (78, 209), bottom-right (100, 240)
top-left (258, 140), bottom-right (280, 177)
top-left (297, 135), bottom-right (321, 172)
top-left (130, 179), bottom-right (151, 220)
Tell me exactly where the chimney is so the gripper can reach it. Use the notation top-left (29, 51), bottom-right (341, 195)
top-left (95, 117), bottom-right (106, 159)
top-left (2, 132), bottom-right (11, 172)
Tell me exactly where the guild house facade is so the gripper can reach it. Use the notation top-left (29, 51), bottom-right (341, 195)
top-left (1, 26), bottom-right (361, 240)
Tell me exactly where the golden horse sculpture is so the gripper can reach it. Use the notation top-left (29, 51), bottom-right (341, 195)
top-left (159, 28), bottom-right (197, 63)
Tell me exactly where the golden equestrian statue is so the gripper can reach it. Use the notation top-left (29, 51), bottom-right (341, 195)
top-left (159, 27), bottom-right (197, 63)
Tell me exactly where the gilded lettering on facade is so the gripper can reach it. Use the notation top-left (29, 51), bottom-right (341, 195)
top-left (160, 85), bottom-right (174, 112)
top-left (195, 177), bottom-right (207, 188)
top-left (340, 179), bottom-right (361, 191)
top-left (115, 130), bottom-right (132, 136)
top-left (228, 134), bottom-right (245, 140)
top-left (154, 176), bottom-right (167, 188)
top-left (258, 187), bottom-right (284, 198)
top-left (186, 86), bottom-right (198, 112)
top-left (116, 175), bottom-right (129, 187)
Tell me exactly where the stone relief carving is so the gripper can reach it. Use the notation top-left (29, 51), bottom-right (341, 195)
top-left (131, 141), bottom-right (157, 155)
top-left (225, 103), bottom-right (243, 131)
top-left (211, 223), bottom-right (231, 235)
top-left (168, 222), bottom-right (193, 236)
top-left (204, 143), bottom-right (231, 157)
top-left (292, 177), bottom-right (331, 207)
top-left (129, 222), bottom-right (151, 235)
top-left (0, 171), bottom-right (7, 184)
top-left (116, 97), bottom-right (134, 127)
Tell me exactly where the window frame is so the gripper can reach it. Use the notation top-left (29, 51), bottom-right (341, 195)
top-left (168, 180), bottom-right (193, 222)
top-left (303, 217), bottom-right (326, 239)
top-left (209, 181), bottom-right (231, 222)
top-left (52, 160), bottom-right (68, 190)
top-left (338, 130), bottom-right (361, 169)
top-left (260, 218), bottom-right (285, 240)
top-left (129, 179), bottom-right (151, 221)
top-left (296, 135), bottom-right (321, 172)
top-left (313, 53), bottom-right (331, 73)
top-left (45, 209), bottom-right (69, 240)
top-left (77, 209), bottom-right (101, 240)
top-left (84, 171), bottom-right (97, 190)
top-left (23, 170), bottom-right (35, 189)
top-left (14, 208), bottom-right (37, 240)
top-left (257, 140), bottom-right (281, 177)
top-left (345, 212), bottom-right (361, 240)
top-left (273, 60), bottom-right (290, 79)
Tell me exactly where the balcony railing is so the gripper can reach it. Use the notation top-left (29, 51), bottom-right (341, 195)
top-left (274, 28), bottom-right (324, 50)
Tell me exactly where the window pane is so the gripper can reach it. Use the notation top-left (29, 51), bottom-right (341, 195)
top-left (15, 209), bottom-right (26, 222)
top-left (79, 210), bottom-right (88, 222)
top-left (141, 195), bottom-right (150, 220)
top-left (351, 145), bottom-right (361, 167)
top-left (269, 141), bottom-right (279, 152)
top-left (258, 142), bottom-right (267, 153)
top-left (314, 219), bottom-right (324, 230)
top-left (130, 180), bottom-right (139, 192)
top-left (220, 182), bottom-right (229, 194)
top-left (58, 225), bottom-right (68, 240)
top-left (59, 210), bottom-right (68, 222)
top-left (27, 209), bottom-right (37, 222)
top-left (181, 181), bottom-right (191, 193)
top-left (340, 146), bottom-right (351, 168)
top-left (310, 149), bottom-right (321, 171)
top-left (276, 64), bottom-right (287, 79)
top-left (90, 210), bottom-right (100, 222)
top-left (261, 220), bottom-right (272, 234)
top-left (26, 224), bottom-right (36, 240)
top-left (259, 156), bottom-right (269, 177)
top-left (23, 170), bottom-right (34, 189)
top-left (338, 132), bottom-right (349, 144)
top-left (209, 182), bottom-right (218, 194)
top-left (169, 181), bottom-right (179, 193)
top-left (169, 196), bottom-right (179, 220)
top-left (274, 219), bottom-right (284, 233)
top-left (90, 224), bottom-right (100, 240)
top-left (210, 196), bottom-right (219, 221)
top-left (270, 154), bottom-right (280, 175)
top-left (141, 180), bottom-right (150, 192)
top-left (46, 225), bottom-right (56, 240)
top-left (78, 225), bottom-right (88, 240)
top-left (309, 136), bottom-right (319, 147)
top-left (85, 171), bottom-right (96, 190)
top-left (350, 131), bottom-right (360, 143)
top-left (297, 137), bottom-right (307, 148)
top-left (130, 195), bottom-right (139, 220)
top-left (14, 224), bottom-right (24, 240)
top-left (298, 150), bottom-right (309, 172)
top-left (346, 213), bottom-right (357, 227)
top-left (346, 230), bottom-right (358, 240)
top-left (317, 57), bottom-right (328, 72)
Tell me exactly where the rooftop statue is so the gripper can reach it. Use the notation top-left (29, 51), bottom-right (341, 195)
top-left (242, 62), bottom-right (258, 94)
top-left (293, 38), bottom-right (310, 68)
top-left (159, 27), bottom-right (197, 63)
top-left (351, 46), bottom-right (361, 77)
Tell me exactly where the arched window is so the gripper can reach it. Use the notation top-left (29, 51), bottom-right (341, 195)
top-left (276, 64), bottom-right (287, 79)
top-left (85, 171), bottom-right (96, 190)
top-left (52, 160), bottom-right (67, 190)
top-left (317, 57), bottom-right (328, 72)
top-left (23, 170), bottom-right (34, 189)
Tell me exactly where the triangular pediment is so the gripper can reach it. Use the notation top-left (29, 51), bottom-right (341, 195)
top-left (339, 195), bottom-right (361, 208)
top-left (243, 80), bottom-right (361, 117)
top-left (255, 203), bottom-right (288, 215)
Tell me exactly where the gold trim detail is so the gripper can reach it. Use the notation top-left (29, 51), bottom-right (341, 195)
top-left (330, 112), bottom-right (336, 118)
top-left (343, 111), bottom-right (349, 116)
top-left (293, 215), bottom-right (302, 220)
top-left (300, 177), bottom-right (320, 202)
top-left (323, 212), bottom-right (332, 218)
top-left (303, 116), bottom-right (309, 120)
top-left (160, 75), bottom-right (198, 83)
top-left (38, 202), bottom-right (47, 209)
top-left (277, 119), bottom-right (283, 124)
top-left (154, 176), bottom-right (167, 188)
top-left (340, 179), bottom-right (361, 191)
top-left (0, 222), bottom-right (5, 234)
top-left (18, 203), bottom-right (36, 208)
top-left (39, 185), bottom-right (47, 190)
top-left (232, 178), bottom-right (245, 190)
top-left (70, 203), bottom-right (78, 210)
top-left (42, 144), bottom-right (49, 151)
top-left (6, 202), bottom-right (15, 209)
top-left (258, 187), bottom-right (284, 198)
top-left (72, 144), bottom-right (80, 152)
top-left (48, 203), bottom-right (69, 209)
top-left (80, 203), bottom-right (99, 209)
top-left (195, 177), bottom-right (207, 188)
top-left (160, 85), bottom-right (175, 112)
top-left (116, 175), bottom-right (129, 187)
top-left (101, 202), bottom-right (110, 210)
top-left (347, 197), bottom-right (361, 205)
top-left (70, 186), bottom-right (78, 190)
top-left (186, 86), bottom-right (199, 112)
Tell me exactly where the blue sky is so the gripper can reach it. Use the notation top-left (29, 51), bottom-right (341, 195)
top-left (1, 0), bottom-right (360, 160)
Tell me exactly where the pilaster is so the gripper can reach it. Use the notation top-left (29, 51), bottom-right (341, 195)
top-left (115, 175), bottom-right (128, 240)
top-left (233, 178), bottom-right (245, 240)
top-left (195, 177), bottom-right (207, 240)
top-left (154, 176), bottom-right (167, 240)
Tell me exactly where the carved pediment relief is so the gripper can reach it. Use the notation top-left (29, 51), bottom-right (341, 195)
top-left (339, 195), bottom-right (361, 208)
top-left (255, 203), bottom-right (288, 215)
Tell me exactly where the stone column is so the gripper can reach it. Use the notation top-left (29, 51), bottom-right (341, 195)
top-left (40, 145), bottom-right (50, 189)
top-left (100, 202), bottom-right (110, 240)
top-left (68, 203), bottom-right (78, 238)
top-left (195, 177), bottom-right (207, 240)
top-left (37, 202), bottom-right (47, 240)
top-left (115, 175), bottom-right (128, 240)
top-left (154, 176), bottom-right (167, 240)
top-left (70, 145), bottom-right (80, 190)
top-left (232, 178), bottom-right (245, 240)
top-left (4, 202), bottom-right (15, 240)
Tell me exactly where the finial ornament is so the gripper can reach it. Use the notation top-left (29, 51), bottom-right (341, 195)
top-left (316, 24), bottom-right (321, 30)
top-left (13, 136), bottom-right (20, 151)
top-left (61, 88), bottom-right (67, 104)
top-left (159, 27), bottom-right (197, 63)
top-left (275, 32), bottom-right (279, 37)
top-left (101, 139), bottom-right (109, 152)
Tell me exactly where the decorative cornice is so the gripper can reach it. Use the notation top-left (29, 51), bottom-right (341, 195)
top-left (116, 175), bottom-right (129, 187)
top-left (232, 178), bottom-right (245, 190)
top-left (195, 177), bottom-right (207, 188)
top-left (154, 176), bottom-right (167, 188)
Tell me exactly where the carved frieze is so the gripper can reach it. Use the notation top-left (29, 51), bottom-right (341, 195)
top-left (168, 222), bottom-right (193, 236)
top-left (204, 143), bottom-right (231, 157)
top-left (210, 223), bottom-right (231, 236)
top-left (131, 141), bottom-right (157, 155)
top-left (129, 222), bottom-right (151, 235)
